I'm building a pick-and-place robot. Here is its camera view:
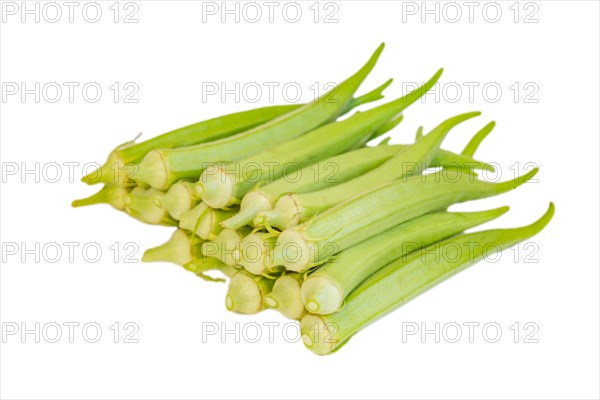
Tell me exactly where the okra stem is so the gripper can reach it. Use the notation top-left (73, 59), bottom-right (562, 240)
top-left (142, 229), bottom-right (203, 266)
top-left (123, 187), bottom-right (176, 226)
top-left (179, 202), bottom-right (236, 240)
top-left (264, 273), bottom-right (305, 320)
top-left (163, 181), bottom-right (200, 220)
top-left (238, 232), bottom-right (278, 275)
top-left (225, 270), bottom-right (275, 314)
top-left (201, 227), bottom-right (252, 266)
top-left (72, 184), bottom-right (130, 210)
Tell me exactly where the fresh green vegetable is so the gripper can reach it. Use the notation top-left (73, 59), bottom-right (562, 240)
top-left (179, 202), bottom-right (237, 240)
top-left (300, 203), bottom-right (555, 355)
top-left (264, 272), bottom-right (305, 320)
top-left (301, 206), bottom-right (509, 315)
top-left (134, 44), bottom-right (387, 190)
top-left (271, 167), bottom-right (538, 272)
top-left (196, 69), bottom-right (442, 209)
top-left (225, 270), bottom-right (275, 314)
top-left (259, 111), bottom-right (482, 230)
top-left (73, 43), bottom-right (554, 356)
top-left (82, 104), bottom-right (303, 185)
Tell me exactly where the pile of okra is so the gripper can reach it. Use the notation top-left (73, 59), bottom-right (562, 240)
top-left (74, 44), bottom-right (554, 355)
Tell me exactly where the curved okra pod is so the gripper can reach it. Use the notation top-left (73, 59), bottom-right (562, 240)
top-left (300, 203), bottom-right (555, 355)
top-left (260, 111), bottom-right (482, 230)
top-left (196, 69), bottom-right (442, 209)
top-left (83, 104), bottom-right (303, 185)
top-left (301, 206), bottom-right (509, 315)
top-left (134, 44), bottom-right (387, 190)
top-left (272, 166), bottom-right (539, 272)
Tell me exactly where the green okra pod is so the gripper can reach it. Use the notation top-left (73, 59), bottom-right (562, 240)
top-left (83, 104), bottom-right (304, 185)
top-left (300, 203), bottom-right (555, 355)
top-left (260, 111), bottom-right (483, 230)
top-left (134, 44), bottom-right (387, 190)
top-left (196, 69), bottom-right (442, 209)
top-left (301, 206), bottom-right (509, 315)
top-left (272, 166), bottom-right (539, 272)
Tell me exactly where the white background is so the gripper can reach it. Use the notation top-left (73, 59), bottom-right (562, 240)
top-left (1, 1), bottom-right (599, 399)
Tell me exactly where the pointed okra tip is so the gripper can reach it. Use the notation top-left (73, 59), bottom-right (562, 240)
top-left (532, 202), bottom-right (555, 231)
top-left (462, 120), bottom-right (496, 157)
top-left (515, 166), bottom-right (539, 186)
top-left (373, 42), bottom-right (385, 58)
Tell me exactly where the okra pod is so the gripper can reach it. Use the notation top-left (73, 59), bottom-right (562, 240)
top-left (300, 203), bottom-right (555, 355)
top-left (134, 44), bottom-right (387, 189)
top-left (272, 167), bottom-right (538, 272)
top-left (301, 206), bottom-right (509, 315)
